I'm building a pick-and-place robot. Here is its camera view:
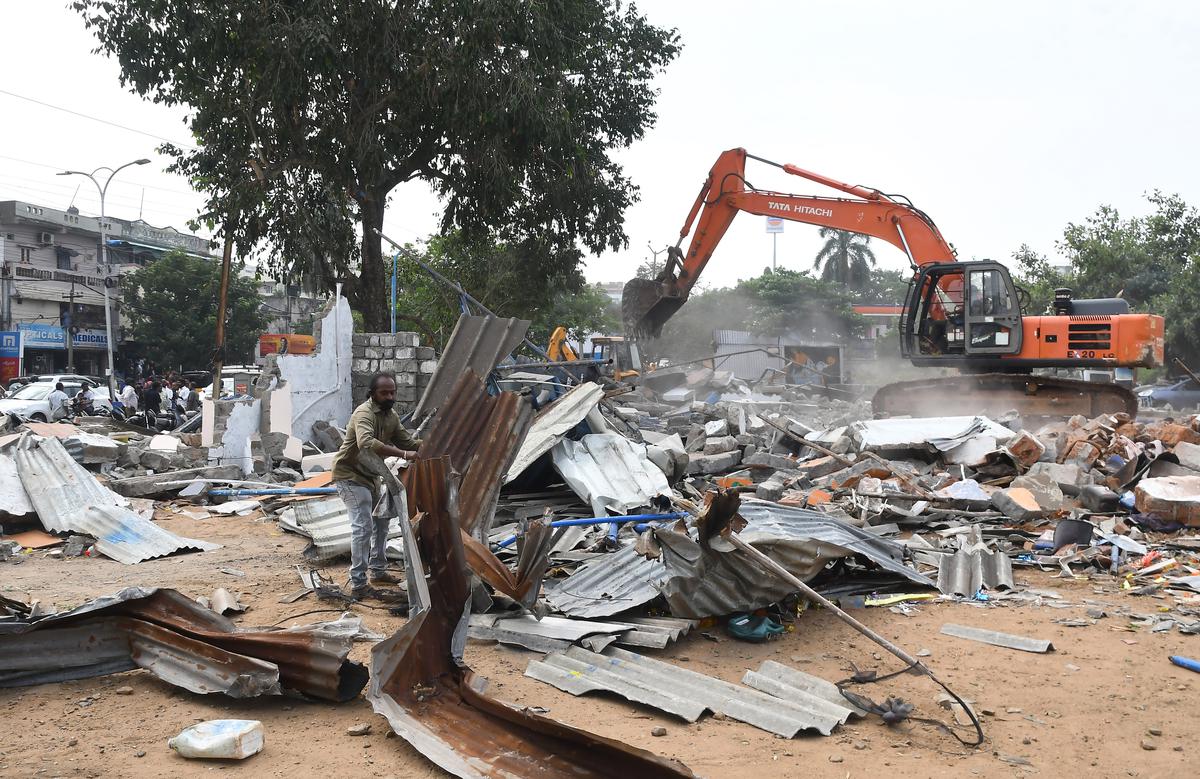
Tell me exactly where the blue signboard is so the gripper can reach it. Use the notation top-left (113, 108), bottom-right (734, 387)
top-left (0, 331), bottom-right (18, 359)
top-left (18, 323), bottom-right (66, 350)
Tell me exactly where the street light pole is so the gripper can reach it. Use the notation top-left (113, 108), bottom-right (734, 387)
top-left (58, 158), bottom-right (150, 398)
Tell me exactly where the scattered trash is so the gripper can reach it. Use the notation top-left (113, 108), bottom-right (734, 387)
top-left (168, 720), bottom-right (264, 760)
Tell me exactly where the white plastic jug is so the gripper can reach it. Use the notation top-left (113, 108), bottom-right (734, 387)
top-left (168, 719), bottom-right (264, 760)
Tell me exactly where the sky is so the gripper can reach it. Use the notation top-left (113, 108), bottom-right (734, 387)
top-left (2, 1), bottom-right (1198, 291)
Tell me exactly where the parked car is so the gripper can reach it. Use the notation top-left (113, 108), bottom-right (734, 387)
top-left (1138, 378), bottom-right (1200, 409)
top-left (0, 380), bottom-right (111, 422)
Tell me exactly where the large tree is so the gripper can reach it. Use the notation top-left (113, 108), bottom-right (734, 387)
top-left (75, 1), bottom-right (681, 330)
top-left (121, 250), bottom-right (266, 370)
top-left (813, 228), bottom-right (877, 287)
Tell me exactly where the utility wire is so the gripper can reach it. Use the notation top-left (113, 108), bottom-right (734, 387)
top-left (0, 88), bottom-right (196, 150)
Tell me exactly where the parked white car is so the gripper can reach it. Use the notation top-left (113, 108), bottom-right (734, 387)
top-left (0, 380), bottom-right (112, 422)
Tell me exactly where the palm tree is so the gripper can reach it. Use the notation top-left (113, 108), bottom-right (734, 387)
top-left (813, 228), bottom-right (877, 288)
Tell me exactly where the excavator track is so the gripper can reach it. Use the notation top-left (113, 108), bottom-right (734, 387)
top-left (871, 373), bottom-right (1138, 420)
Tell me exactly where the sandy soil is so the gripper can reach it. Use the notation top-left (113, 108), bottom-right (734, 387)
top-left (1, 509), bottom-right (1196, 779)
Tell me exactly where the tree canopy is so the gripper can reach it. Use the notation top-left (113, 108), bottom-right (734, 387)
top-left (121, 251), bottom-right (266, 370)
top-left (389, 231), bottom-right (618, 350)
top-left (74, 0), bottom-right (681, 331)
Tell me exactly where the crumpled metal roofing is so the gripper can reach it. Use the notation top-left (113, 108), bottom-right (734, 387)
top-left (368, 456), bottom-right (695, 779)
top-left (936, 548), bottom-right (1014, 597)
top-left (505, 381), bottom-right (604, 483)
top-left (413, 313), bottom-right (530, 420)
top-left (851, 416), bottom-right (1014, 453)
top-left (547, 501), bottom-right (933, 619)
top-left (14, 436), bottom-right (218, 564)
top-left (410, 369), bottom-right (533, 535)
top-left (552, 432), bottom-right (672, 516)
top-left (0, 587), bottom-right (368, 701)
top-left (280, 496), bottom-right (403, 561)
top-left (526, 647), bottom-right (858, 737)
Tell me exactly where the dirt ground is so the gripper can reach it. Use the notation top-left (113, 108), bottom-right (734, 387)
top-left (1, 509), bottom-right (1196, 779)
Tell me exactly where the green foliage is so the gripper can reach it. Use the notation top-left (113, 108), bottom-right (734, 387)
top-left (390, 232), bottom-right (615, 350)
top-left (121, 251), bottom-right (267, 369)
top-left (858, 268), bottom-right (911, 305)
top-left (654, 269), bottom-right (865, 361)
top-left (813, 228), bottom-right (877, 287)
top-left (1012, 192), bottom-right (1200, 367)
top-left (74, 0), bottom-right (681, 331)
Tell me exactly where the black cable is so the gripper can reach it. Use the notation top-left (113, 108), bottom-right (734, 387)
top-left (836, 661), bottom-right (985, 748)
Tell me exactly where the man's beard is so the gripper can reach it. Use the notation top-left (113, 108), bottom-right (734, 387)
top-left (377, 399), bottom-right (395, 412)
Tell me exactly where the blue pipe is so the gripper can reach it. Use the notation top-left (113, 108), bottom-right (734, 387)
top-left (495, 512), bottom-right (688, 549)
top-left (209, 487), bottom-right (338, 496)
top-left (1170, 655), bottom-right (1200, 674)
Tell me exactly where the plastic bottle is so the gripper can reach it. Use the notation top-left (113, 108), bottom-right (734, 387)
top-left (167, 719), bottom-right (264, 760)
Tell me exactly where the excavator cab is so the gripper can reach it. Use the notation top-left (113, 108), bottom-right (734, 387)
top-left (901, 261), bottom-right (1023, 363)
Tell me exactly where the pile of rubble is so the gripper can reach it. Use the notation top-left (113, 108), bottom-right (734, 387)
top-left (5, 309), bottom-right (1200, 776)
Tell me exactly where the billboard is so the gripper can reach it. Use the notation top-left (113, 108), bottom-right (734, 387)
top-left (258, 334), bottom-right (316, 357)
top-left (0, 331), bottom-right (19, 385)
top-left (765, 215), bottom-right (785, 234)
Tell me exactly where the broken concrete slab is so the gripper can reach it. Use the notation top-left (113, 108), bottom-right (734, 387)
top-left (702, 435), bottom-right (738, 455)
top-left (686, 450), bottom-right (742, 475)
top-left (110, 465), bottom-right (245, 498)
top-left (1174, 441), bottom-right (1200, 472)
top-left (1010, 472), bottom-right (1065, 512)
top-left (1135, 475), bottom-right (1200, 526)
top-left (1004, 430), bottom-right (1045, 469)
top-left (1026, 461), bottom-right (1089, 492)
top-left (62, 433), bottom-right (120, 464)
top-left (991, 487), bottom-right (1047, 521)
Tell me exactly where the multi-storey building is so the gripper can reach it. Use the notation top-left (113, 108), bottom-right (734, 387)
top-left (0, 199), bottom-right (212, 377)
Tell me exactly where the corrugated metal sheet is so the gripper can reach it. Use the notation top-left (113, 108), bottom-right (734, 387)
top-left (544, 545), bottom-right (667, 618)
top-left (940, 623), bottom-right (1055, 653)
top-left (851, 416), bottom-right (1014, 453)
top-left (14, 437), bottom-right (218, 564)
top-left (740, 660), bottom-right (866, 727)
top-left (413, 314), bottom-right (530, 420)
top-left (467, 614), bottom-right (692, 653)
top-left (0, 587), bottom-right (367, 700)
top-left (505, 381), bottom-right (604, 483)
top-left (547, 501), bottom-right (933, 619)
top-left (936, 549), bottom-right (1014, 597)
top-left (287, 496), bottom-right (402, 561)
top-left (409, 370), bottom-right (534, 535)
top-left (0, 453), bottom-right (34, 515)
top-left (525, 647), bottom-right (854, 737)
top-left (369, 456), bottom-right (695, 779)
top-left (552, 433), bottom-right (672, 516)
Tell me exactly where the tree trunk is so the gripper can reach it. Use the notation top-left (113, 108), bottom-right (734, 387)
top-left (355, 193), bottom-right (390, 332)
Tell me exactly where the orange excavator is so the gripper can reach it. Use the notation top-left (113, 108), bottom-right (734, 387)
top-left (622, 148), bottom-right (1165, 417)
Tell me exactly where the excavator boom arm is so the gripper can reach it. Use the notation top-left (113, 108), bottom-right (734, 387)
top-left (626, 148), bottom-right (956, 337)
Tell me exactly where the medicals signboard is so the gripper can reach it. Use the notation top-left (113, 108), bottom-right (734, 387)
top-left (0, 331), bottom-right (19, 384)
top-left (258, 333), bottom-right (317, 357)
top-left (18, 323), bottom-right (66, 350)
top-left (72, 329), bottom-right (109, 349)
top-left (765, 215), bottom-right (785, 234)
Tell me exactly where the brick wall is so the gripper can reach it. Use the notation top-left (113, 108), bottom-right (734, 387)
top-left (351, 332), bottom-right (438, 414)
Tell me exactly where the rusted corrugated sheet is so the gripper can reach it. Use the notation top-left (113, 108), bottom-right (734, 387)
top-left (0, 588), bottom-right (367, 702)
top-left (369, 456), bottom-right (695, 779)
top-left (413, 314), bottom-right (530, 420)
top-left (409, 370), bottom-right (533, 535)
top-left (13, 437), bottom-right (219, 564)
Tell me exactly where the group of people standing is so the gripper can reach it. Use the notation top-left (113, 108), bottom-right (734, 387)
top-left (114, 375), bottom-right (202, 424)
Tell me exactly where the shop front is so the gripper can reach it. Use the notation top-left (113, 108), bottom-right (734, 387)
top-left (16, 323), bottom-right (111, 376)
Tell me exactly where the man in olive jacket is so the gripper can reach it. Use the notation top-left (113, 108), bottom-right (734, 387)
top-left (331, 372), bottom-right (422, 600)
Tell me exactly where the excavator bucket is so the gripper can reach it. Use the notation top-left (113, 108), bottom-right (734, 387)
top-left (621, 278), bottom-right (684, 338)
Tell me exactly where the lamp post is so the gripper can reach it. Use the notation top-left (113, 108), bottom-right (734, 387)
top-left (57, 159), bottom-right (150, 398)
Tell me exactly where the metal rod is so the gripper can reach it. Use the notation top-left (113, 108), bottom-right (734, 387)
top-left (494, 358), bottom-right (609, 370)
top-left (210, 487), bottom-right (337, 496)
top-left (723, 529), bottom-right (927, 671)
top-left (495, 512), bottom-right (687, 548)
top-left (374, 228), bottom-right (552, 361)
